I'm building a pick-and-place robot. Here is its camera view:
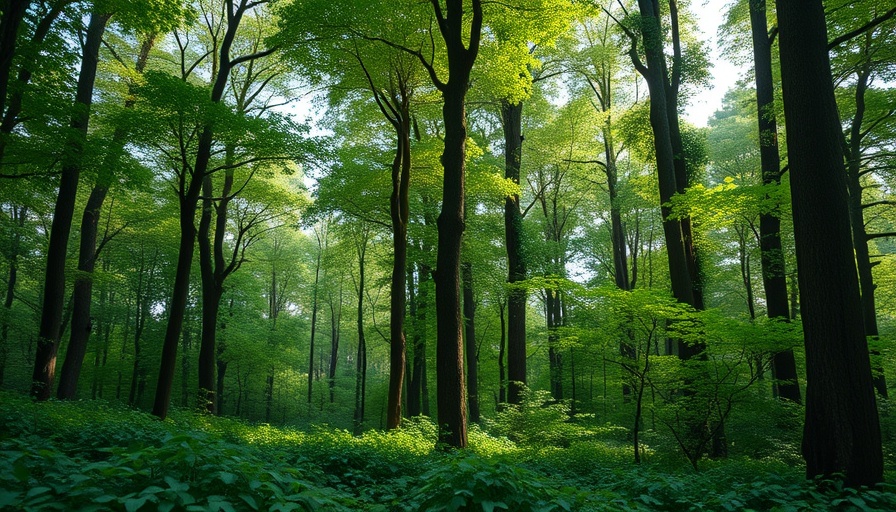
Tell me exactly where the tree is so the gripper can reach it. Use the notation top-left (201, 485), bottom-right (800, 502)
top-left (619, 0), bottom-right (700, 322)
top-left (775, 0), bottom-right (882, 487)
top-left (276, 0), bottom-right (434, 429)
top-left (828, 0), bottom-right (896, 399)
top-left (56, 33), bottom-right (158, 400)
top-left (150, 0), bottom-right (277, 420)
top-left (410, 0), bottom-right (483, 449)
top-left (31, 10), bottom-right (111, 400)
top-left (195, 7), bottom-right (302, 414)
top-left (744, 0), bottom-right (801, 402)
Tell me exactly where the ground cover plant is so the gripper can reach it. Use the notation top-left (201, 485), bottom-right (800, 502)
top-left (2, 0), bottom-right (896, 507)
top-left (3, 391), bottom-right (896, 511)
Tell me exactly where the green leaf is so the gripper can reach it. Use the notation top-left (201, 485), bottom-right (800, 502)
top-left (0, 489), bottom-right (21, 507)
top-left (125, 496), bottom-right (149, 512)
top-left (481, 500), bottom-right (508, 512)
top-left (25, 486), bottom-right (51, 498)
top-left (218, 471), bottom-right (238, 485)
top-left (239, 494), bottom-right (259, 510)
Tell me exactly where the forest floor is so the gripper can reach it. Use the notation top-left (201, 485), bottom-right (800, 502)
top-left (1, 391), bottom-right (895, 511)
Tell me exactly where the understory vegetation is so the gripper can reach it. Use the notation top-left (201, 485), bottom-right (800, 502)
top-left (3, 391), bottom-right (896, 511)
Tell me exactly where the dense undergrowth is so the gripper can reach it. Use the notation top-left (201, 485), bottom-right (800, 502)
top-left (2, 391), bottom-right (896, 511)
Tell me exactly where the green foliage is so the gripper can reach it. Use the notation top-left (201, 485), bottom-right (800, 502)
top-left (404, 453), bottom-right (572, 512)
top-left (3, 393), bottom-right (896, 511)
top-left (484, 388), bottom-right (593, 448)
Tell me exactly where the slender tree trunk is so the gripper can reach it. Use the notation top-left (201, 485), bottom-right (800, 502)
top-left (308, 241), bottom-right (321, 405)
top-left (845, 58), bottom-right (887, 398)
top-left (498, 300), bottom-right (506, 405)
top-left (462, 262), bottom-right (479, 423)
top-left (153, 3), bottom-right (249, 419)
top-left (407, 266), bottom-right (422, 415)
top-left (196, 254), bottom-right (221, 413)
top-left (0, 205), bottom-right (25, 386)
top-left (181, 322), bottom-right (192, 407)
top-left (328, 283), bottom-right (342, 404)
top-left (736, 226), bottom-right (756, 320)
top-left (57, 35), bottom-right (156, 400)
top-left (546, 289), bottom-right (564, 399)
top-left (387, 107), bottom-right (411, 428)
top-left (198, 175), bottom-right (218, 412)
top-left (216, 346), bottom-right (228, 416)
top-left (31, 13), bottom-right (109, 400)
top-left (749, 0), bottom-right (801, 403)
top-left (265, 371), bottom-right (274, 422)
top-left (353, 231), bottom-right (369, 434)
top-left (776, 0), bottom-right (882, 487)
top-left (501, 100), bottom-right (527, 405)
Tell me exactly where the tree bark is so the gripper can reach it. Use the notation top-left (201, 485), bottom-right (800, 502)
top-left (749, 0), bottom-right (801, 404)
top-left (31, 12), bottom-right (109, 400)
top-left (546, 288), bottom-right (563, 399)
top-left (406, 266), bottom-right (421, 416)
top-left (776, 0), bottom-right (882, 487)
top-left (462, 262), bottom-right (479, 423)
top-left (328, 283), bottom-right (341, 403)
top-left (501, 100), bottom-right (527, 405)
top-left (844, 52), bottom-right (887, 398)
top-left (633, 0), bottom-right (694, 312)
top-left (153, 1), bottom-right (251, 420)
top-left (386, 93), bottom-right (411, 429)
top-left (308, 239), bottom-right (321, 405)
top-left (497, 299), bottom-right (506, 405)
top-left (0, 205), bottom-right (25, 386)
top-left (431, 0), bottom-right (482, 449)
top-left (57, 34), bottom-right (155, 400)
top-left (353, 231), bottom-right (368, 434)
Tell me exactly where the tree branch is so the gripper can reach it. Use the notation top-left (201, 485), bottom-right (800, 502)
top-left (828, 7), bottom-right (896, 49)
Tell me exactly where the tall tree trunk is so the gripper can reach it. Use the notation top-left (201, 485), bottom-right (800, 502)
top-left (31, 13), bottom-right (109, 400)
top-left (407, 266), bottom-right (422, 416)
top-left (633, 0), bottom-right (694, 312)
top-left (749, 0), bottom-right (801, 404)
top-left (153, 2), bottom-right (250, 419)
top-left (776, 0), bottom-right (882, 487)
top-left (462, 262), bottom-right (479, 423)
top-left (845, 57), bottom-right (887, 398)
top-left (387, 103), bottom-right (411, 429)
top-left (0, 205), bottom-right (25, 386)
top-left (501, 100), bottom-right (527, 405)
top-left (497, 299), bottom-right (506, 405)
top-left (546, 289), bottom-right (563, 399)
top-left (308, 239), bottom-right (322, 405)
top-left (353, 229), bottom-right (369, 434)
top-left (435, 79), bottom-right (470, 448)
top-left (57, 35), bottom-right (155, 400)
top-left (197, 174), bottom-right (217, 411)
top-left (431, 0), bottom-right (482, 449)
top-left (328, 283), bottom-right (342, 403)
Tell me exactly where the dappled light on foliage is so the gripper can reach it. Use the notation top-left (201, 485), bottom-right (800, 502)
top-left (1, 0), bottom-right (896, 506)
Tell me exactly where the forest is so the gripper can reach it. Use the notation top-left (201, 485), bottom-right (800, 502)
top-left (1, 0), bottom-right (896, 510)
